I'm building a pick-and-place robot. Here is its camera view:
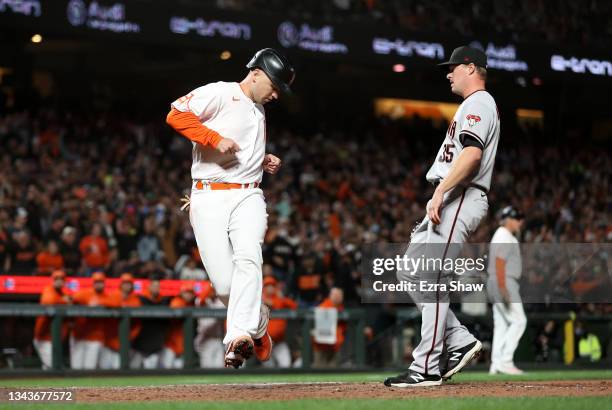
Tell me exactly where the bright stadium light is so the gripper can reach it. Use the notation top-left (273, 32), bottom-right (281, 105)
top-left (220, 50), bottom-right (232, 60)
top-left (392, 64), bottom-right (405, 73)
top-left (31, 34), bottom-right (43, 44)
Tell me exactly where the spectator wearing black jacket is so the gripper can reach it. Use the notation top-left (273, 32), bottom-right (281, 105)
top-left (59, 226), bottom-right (81, 276)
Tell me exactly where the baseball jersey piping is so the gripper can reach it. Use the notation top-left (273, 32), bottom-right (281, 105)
top-left (424, 188), bottom-right (466, 374)
top-left (460, 129), bottom-right (485, 147)
top-left (463, 89), bottom-right (486, 100)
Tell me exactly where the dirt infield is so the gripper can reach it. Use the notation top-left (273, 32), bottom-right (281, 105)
top-left (70, 380), bottom-right (611, 402)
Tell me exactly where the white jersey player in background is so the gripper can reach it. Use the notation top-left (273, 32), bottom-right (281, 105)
top-left (386, 45), bottom-right (500, 387)
top-left (487, 206), bottom-right (527, 375)
top-left (166, 48), bottom-right (295, 368)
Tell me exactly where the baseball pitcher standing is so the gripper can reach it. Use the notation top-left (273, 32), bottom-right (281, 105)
top-left (385, 46), bottom-right (500, 387)
top-left (166, 48), bottom-right (295, 368)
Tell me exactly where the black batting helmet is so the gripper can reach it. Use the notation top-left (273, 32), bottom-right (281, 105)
top-left (246, 48), bottom-right (295, 95)
top-left (499, 205), bottom-right (525, 221)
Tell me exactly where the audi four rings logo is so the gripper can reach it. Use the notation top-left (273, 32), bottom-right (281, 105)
top-left (67, 0), bottom-right (87, 26)
top-left (277, 21), bottom-right (300, 48)
top-left (65, 0), bottom-right (140, 33)
top-left (277, 21), bottom-right (348, 54)
top-left (469, 41), bottom-right (528, 72)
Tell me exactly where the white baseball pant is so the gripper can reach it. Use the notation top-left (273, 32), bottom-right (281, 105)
top-left (261, 341), bottom-right (292, 368)
top-left (99, 347), bottom-right (120, 369)
top-left (197, 339), bottom-right (225, 368)
top-left (70, 338), bottom-right (102, 369)
top-left (33, 339), bottom-right (52, 370)
top-left (130, 352), bottom-right (162, 369)
top-left (189, 186), bottom-right (268, 345)
top-left (160, 347), bottom-right (183, 369)
top-left (488, 277), bottom-right (526, 367)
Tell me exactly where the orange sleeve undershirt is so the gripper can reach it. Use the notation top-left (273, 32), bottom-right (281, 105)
top-left (166, 108), bottom-right (222, 148)
top-left (495, 257), bottom-right (506, 291)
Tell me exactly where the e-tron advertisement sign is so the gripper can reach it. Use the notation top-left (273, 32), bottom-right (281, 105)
top-left (0, 1), bottom-right (609, 80)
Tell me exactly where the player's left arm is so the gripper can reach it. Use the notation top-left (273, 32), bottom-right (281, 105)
top-left (263, 153), bottom-right (281, 174)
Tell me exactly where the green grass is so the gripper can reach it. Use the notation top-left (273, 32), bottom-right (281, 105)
top-left (1, 397), bottom-right (611, 410)
top-left (0, 370), bottom-right (610, 388)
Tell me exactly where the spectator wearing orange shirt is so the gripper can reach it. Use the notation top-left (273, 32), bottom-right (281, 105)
top-left (36, 240), bottom-right (64, 275)
top-left (261, 276), bottom-right (297, 368)
top-left (313, 287), bottom-right (346, 368)
top-left (33, 270), bottom-right (70, 369)
top-left (161, 282), bottom-right (196, 368)
top-left (79, 223), bottom-right (110, 275)
top-left (70, 271), bottom-right (115, 369)
top-left (100, 273), bottom-right (142, 369)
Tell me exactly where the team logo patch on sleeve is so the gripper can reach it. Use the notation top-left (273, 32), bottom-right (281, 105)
top-left (466, 114), bottom-right (481, 127)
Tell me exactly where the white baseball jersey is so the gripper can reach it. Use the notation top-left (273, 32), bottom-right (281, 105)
top-left (171, 81), bottom-right (266, 184)
top-left (426, 90), bottom-right (500, 190)
top-left (488, 226), bottom-right (522, 280)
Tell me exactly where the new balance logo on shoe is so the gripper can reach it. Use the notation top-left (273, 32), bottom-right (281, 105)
top-left (450, 351), bottom-right (462, 362)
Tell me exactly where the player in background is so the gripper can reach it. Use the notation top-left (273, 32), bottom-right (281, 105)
top-left (161, 282), bottom-right (197, 368)
top-left (313, 287), bottom-right (346, 368)
top-left (166, 48), bottom-right (295, 368)
top-left (101, 273), bottom-right (142, 369)
top-left (194, 281), bottom-right (226, 368)
top-left (70, 271), bottom-right (114, 369)
top-left (385, 45), bottom-right (500, 387)
top-left (33, 270), bottom-right (70, 369)
top-left (488, 206), bottom-right (527, 375)
top-left (261, 276), bottom-right (298, 368)
top-left (133, 276), bottom-right (170, 368)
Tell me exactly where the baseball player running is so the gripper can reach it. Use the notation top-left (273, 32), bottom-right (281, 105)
top-left (385, 45), bottom-right (500, 387)
top-left (488, 206), bottom-right (526, 375)
top-left (166, 48), bottom-right (295, 368)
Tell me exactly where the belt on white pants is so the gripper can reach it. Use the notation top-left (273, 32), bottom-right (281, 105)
top-left (192, 180), bottom-right (260, 191)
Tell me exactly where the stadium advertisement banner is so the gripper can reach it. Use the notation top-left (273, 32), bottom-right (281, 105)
top-left (0, 275), bottom-right (210, 296)
top-left (276, 20), bottom-right (349, 55)
top-left (65, 0), bottom-right (141, 34)
top-left (0, 0), bottom-right (41, 17)
top-left (0, 2), bottom-right (609, 78)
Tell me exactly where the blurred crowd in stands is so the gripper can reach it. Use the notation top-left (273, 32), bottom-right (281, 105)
top-left (200, 0), bottom-right (612, 47)
top-left (0, 109), bottom-right (610, 310)
top-left (0, 107), bottom-right (610, 368)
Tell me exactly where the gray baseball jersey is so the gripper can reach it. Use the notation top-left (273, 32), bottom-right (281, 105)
top-left (488, 226), bottom-right (522, 280)
top-left (397, 90), bottom-right (501, 376)
top-left (487, 226), bottom-right (523, 304)
top-left (426, 90), bottom-right (500, 191)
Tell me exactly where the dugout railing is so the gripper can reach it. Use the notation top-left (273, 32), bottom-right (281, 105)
top-left (0, 304), bottom-right (368, 371)
top-left (0, 305), bottom-right (609, 371)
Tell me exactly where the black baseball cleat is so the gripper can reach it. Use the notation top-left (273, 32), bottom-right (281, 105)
top-left (441, 340), bottom-right (482, 380)
top-left (384, 371), bottom-right (442, 387)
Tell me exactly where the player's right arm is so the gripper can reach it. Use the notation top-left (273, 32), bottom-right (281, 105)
top-left (495, 256), bottom-right (511, 305)
top-left (428, 147), bottom-right (482, 224)
top-left (166, 85), bottom-right (239, 154)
